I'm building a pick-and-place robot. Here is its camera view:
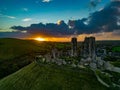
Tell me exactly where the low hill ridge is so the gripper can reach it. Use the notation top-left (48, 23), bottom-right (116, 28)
top-left (0, 62), bottom-right (107, 90)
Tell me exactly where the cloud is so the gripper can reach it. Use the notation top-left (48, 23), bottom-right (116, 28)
top-left (11, 1), bottom-right (120, 37)
top-left (7, 16), bottom-right (16, 19)
top-left (112, 30), bottom-right (120, 36)
top-left (89, 0), bottom-right (102, 9)
top-left (91, 30), bottom-right (120, 40)
top-left (11, 20), bottom-right (73, 37)
top-left (0, 14), bottom-right (16, 19)
top-left (111, 0), bottom-right (120, 2)
top-left (22, 8), bottom-right (28, 11)
top-left (0, 29), bottom-right (17, 32)
top-left (0, 32), bottom-right (30, 38)
top-left (69, 1), bottom-right (120, 34)
top-left (42, 0), bottom-right (52, 3)
top-left (0, 28), bottom-right (27, 34)
top-left (22, 18), bottom-right (32, 22)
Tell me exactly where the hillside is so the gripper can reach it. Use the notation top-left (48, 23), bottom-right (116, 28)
top-left (0, 38), bottom-right (51, 60)
top-left (0, 38), bottom-right (71, 79)
top-left (0, 62), bottom-right (107, 90)
top-left (0, 38), bottom-right (52, 79)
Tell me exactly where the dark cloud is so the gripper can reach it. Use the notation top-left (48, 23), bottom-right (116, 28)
top-left (30, 22), bottom-right (67, 37)
top-left (11, 1), bottom-right (120, 37)
top-left (89, 0), bottom-right (102, 10)
top-left (112, 30), bottom-right (120, 36)
top-left (0, 32), bottom-right (29, 38)
top-left (69, 1), bottom-right (120, 34)
top-left (11, 21), bottom-right (74, 37)
top-left (11, 26), bottom-right (27, 31)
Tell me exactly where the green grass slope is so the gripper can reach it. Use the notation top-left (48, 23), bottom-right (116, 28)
top-left (0, 38), bottom-right (51, 60)
top-left (0, 38), bottom-right (51, 79)
top-left (0, 62), bottom-right (107, 90)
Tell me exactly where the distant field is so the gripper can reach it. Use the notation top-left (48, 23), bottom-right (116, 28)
top-left (112, 46), bottom-right (120, 52)
top-left (0, 62), bottom-right (107, 90)
top-left (0, 38), bottom-right (52, 79)
top-left (0, 38), bottom-right (52, 60)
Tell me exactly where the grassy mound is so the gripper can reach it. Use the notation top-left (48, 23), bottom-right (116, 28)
top-left (0, 62), bottom-right (107, 90)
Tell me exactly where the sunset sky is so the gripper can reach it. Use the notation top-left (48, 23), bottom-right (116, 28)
top-left (0, 0), bottom-right (120, 41)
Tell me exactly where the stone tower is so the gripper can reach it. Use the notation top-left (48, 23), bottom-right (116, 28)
top-left (81, 37), bottom-right (96, 59)
top-left (71, 37), bottom-right (77, 56)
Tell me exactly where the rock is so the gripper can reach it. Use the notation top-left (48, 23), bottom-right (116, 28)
top-left (90, 62), bottom-right (97, 69)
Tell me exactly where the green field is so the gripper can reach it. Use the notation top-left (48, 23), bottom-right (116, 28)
top-left (0, 38), bottom-right (52, 60)
top-left (112, 46), bottom-right (120, 52)
top-left (0, 62), bottom-right (107, 90)
top-left (0, 38), bottom-right (52, 79)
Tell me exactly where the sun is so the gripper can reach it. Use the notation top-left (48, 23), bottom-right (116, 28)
top-left (34, 37), bottom-right (46, 41)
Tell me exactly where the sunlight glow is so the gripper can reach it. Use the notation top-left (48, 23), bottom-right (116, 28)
top-left (34, 37), bottom-right (46, 41)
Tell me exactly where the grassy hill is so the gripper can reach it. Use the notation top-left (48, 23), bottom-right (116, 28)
top-left (0, 62), bottom-right (107, 90)
top-left (0, 38), bottom-right (52, 60)
top-left (0, 38), bottom-right (52, 79)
